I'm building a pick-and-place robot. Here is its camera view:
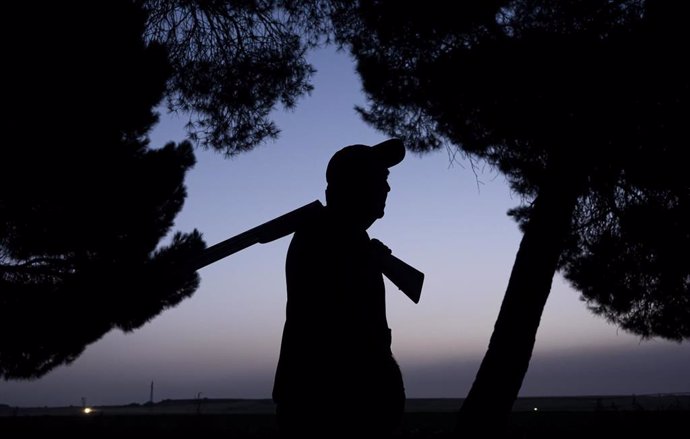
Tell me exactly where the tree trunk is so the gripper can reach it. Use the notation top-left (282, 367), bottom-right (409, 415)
top-left (456, 172), bottom-right (581, 437)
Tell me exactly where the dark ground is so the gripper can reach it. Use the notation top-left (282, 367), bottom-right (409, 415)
top-left (1, 411), bottom-right (688, 438)
top-left (1, 396), bottom-right (688, 438)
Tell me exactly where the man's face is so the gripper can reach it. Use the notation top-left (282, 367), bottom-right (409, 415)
top-left (328, 166), bottom-right (391, 229)
top-left (369, 170), bottom-right (391, 219)
top-left (356, 169), bottom-right (390, 225)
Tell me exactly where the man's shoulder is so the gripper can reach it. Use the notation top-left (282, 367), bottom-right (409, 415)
top-left (290, 208), bottom-right (327, 244)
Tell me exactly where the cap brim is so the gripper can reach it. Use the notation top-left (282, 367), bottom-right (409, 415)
top-left (372, 138), bottom-right (405, 168)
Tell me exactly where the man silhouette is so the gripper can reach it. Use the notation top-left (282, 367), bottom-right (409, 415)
top-left (273, 139), bottom-right (407, 438)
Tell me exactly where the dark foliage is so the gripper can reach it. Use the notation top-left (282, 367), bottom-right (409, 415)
top-left (331, 0), bottom-right (689, 341)
top-left (0, 1), bottom-right (204, 379)
top-left (327, 0), bottom-right (689, 430)
top-left (140, 0), bottom-right (335, 155)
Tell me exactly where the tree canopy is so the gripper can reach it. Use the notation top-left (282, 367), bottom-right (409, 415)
top-left (332, 0), bottom-right (689, 341)
top-left (140, 0), bottom-right (334, 155)
top-left (0, 0), bottom-right (339, 380)
top-left (0, 1), bottom-right (203, 379)
top-left (328, 0), bottom-right (689, 431)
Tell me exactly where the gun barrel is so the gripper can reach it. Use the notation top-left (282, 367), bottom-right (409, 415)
top-left (190, 200), bottom-right (324, 271)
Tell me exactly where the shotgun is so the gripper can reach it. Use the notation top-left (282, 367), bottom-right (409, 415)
top-left (190, 200), bottom-right (424, 303)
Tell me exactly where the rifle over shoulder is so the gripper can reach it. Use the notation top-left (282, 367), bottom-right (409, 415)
top-left (191, 200), bottom-right (424, 303)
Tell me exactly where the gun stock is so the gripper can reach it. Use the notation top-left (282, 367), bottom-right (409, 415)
top-left (381, 254), bottom-right (424, 304)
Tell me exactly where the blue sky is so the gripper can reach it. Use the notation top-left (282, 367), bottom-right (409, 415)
top-left (1, 48), bottom-right (688, 408)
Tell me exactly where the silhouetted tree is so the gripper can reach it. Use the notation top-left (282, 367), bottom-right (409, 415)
top-left (328, 0), bottom-right (689, 434)
top-left (140, 0), bottom-right (334, 154)
top-left (0, 2), bottom-right (204, 379)
top-left (1, 0), bottom-right (341, 380)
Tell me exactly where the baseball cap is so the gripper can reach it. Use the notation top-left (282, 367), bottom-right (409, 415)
top-left (326, 138), bottom-right (405, 184)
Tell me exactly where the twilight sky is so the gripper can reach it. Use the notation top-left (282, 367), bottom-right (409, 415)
top-left (1, 48), bottom-right (688, 408)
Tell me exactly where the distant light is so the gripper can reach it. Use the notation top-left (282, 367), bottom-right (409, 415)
top-left (83, 407), bottom-right (93, 414)
top-left (533, 407), bottom-right (538, 411)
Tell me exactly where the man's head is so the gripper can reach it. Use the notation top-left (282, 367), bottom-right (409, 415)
top-left (325, 139), bottom-right (405, 228)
